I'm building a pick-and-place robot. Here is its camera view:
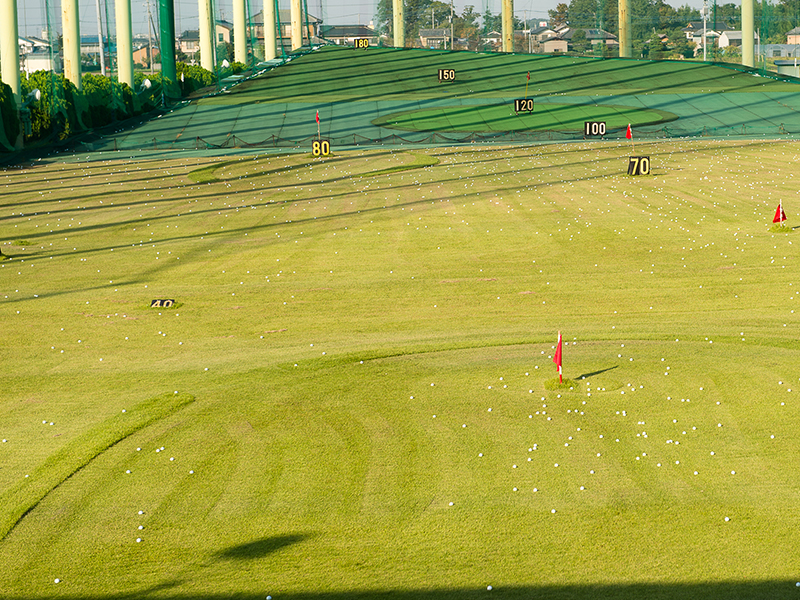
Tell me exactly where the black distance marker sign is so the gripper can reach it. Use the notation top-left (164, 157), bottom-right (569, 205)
top-left (514, 98), bottom-right (534, 113)
top-left (354, 38), bottom-right (369, 49)
top-left (150, 299), bottom-right (175, 308)
top-left (584, 121), bottom-right (606, 136)
top-left (312, 139), bottom-right (331, 157)
top-left (438, 69), bottom-right (455, 82)
top-left (627, 156), bottom-right (651, 176)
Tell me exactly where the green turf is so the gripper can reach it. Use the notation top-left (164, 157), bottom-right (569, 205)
top-left (1, 140), bottom-right (800, 599)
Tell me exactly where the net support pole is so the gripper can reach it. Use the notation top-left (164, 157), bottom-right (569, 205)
top-left (159, 0), bottom-right (177, 84)
top-left (116, 0), bottom-right (134, 87)
top-left (742, 0), bottom-right (754, 67)
top-left (233, 0), bottom-right (246, 63)
top-left (393, 0), bottom-right (404, 48)
top-left (61, 0), bottom-right (82, 90)
top-left (264, 0), bottom-right (277, 59)
top-left (1, 0), bottom-right (20, 102)
top-left (501, 0), bottom-right (513, 52)
top-left (199, 0), bottom-right (215, 71)
top-left (618, 0), bottom-right (631, 58)
top-left (291, 0), bottom-right (303, 50)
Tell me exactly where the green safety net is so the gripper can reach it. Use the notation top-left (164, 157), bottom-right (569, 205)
top-left (70, 45), bottom-right (800, 153)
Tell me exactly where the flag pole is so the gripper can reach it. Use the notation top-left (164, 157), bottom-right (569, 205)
top-left (316, 110), bottom-right (321, 142)
top-left (525, 71), bottom-right (530, 99)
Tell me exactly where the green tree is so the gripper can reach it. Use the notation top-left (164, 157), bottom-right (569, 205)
top-left (571, 28), bottom-right (591, 51)
top-left (549, 2), bottom-right (569, 27)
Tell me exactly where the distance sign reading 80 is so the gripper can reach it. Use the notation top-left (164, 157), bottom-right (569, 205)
top-left (584, 121), bottom-right (606, 136)
top-left (438, 69), bottom-right (456, 82)
top-left (312, 139), bottom-right (331, 156)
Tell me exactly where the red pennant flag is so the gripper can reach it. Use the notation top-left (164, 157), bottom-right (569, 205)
top-left (316, 110), bottom-right (320, 124)
top-left (773, 202), bottom-right (787, 223)
top-left (526, 71), bottom-right (530, 81)
top-left (553, 331), bottom-right (563, 383)
top-left (626, 124), bottom-right (632, 140)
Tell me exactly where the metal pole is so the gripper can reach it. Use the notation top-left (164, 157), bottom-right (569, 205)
top-left (393, 0), bottom-right (404, 48)
top-left (62, 0), bottom-right (82, 89)
top-left (0, 0), bottom-right (21, 103)
top-left (146, 0), bottom-right (155, 73)
top-left (198, 0), bottom-right (214, 70)
top-left (233, 0), bottom-right (246, 62)
top-left (264, 0), bottom-right (277, 59)
top-left (95, 0), bottom-right (106, 74)
top-left (618, 0), bottom-right (631, 57)
top-left (116, 0), bottom-right (134, 87)
top-left (702, 0), bottom-right (707, 61)
top-left (742, 0), bottom-right (754, 67)
top-left (501, 0), bottom-right (513, 52)
top-left (291, 0), bottom-right (302, 50)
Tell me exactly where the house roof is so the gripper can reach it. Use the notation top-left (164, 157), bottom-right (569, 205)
top-left (787, 26), bottom-right (800, 35)
top-left (251, 10), bottom-right (322, 25)
top-left (321, 25), bottom-right (376, 37)
top-left (683, 21), bottom-right (705, 30)
top-left (419, 28), bottom-right (449, 37)
top-left (560, 28), bottom-right (617, 41)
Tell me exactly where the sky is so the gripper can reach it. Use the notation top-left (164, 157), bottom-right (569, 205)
top-left (17, 0), bottom-right (714, 39)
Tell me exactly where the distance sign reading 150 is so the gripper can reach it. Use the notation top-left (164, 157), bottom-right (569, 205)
top-left (438, 69), bottom-right (456, 82)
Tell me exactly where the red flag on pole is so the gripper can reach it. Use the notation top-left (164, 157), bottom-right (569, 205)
top-left (626, 124), bottom-right (632, 140)
top-left (526, 71), bottom-right (530, 81)
top-left (553, 331), bottom-right (563, 383)
top-left (316, 110), bottom-right (320, 124)
top-left (773, 202), bottom-right (787, 223)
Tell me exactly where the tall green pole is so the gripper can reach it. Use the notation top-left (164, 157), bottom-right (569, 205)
top-left (159, 0), bottom-right (177, 83)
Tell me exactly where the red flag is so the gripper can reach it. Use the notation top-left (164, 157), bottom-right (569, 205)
top-left (773, 202), bottom-right (787, 223)
top-left (553, 331), bottom-right (563, 383)
top-left (526, 71), bottom-right (530, 81)
top-left (626, 124), bottom-right (632, 140)
top-left (316, 110), bottom-right (320, 124)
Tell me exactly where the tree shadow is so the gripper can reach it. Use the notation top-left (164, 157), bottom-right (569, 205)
top-left (213, 533), bottom-right (311, 560)
top-left (575, 365), bottom-right (619, 380)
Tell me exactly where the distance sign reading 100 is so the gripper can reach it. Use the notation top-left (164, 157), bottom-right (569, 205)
top-left (584, 121), bottom-right (606, 136)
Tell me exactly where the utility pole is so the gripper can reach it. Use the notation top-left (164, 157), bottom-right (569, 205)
top-left (450, 0), bottom-right (454, 49)
top-left (145, 0), bottom-right (154, 73)
top-left (701, 0), bottom-right (708, 61)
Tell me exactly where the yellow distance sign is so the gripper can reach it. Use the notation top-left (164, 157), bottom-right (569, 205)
top-left (312, 139), bottom-right (331, 157)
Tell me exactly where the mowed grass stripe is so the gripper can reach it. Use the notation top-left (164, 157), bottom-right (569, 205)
top-left (0, 392), bottom-right (195, 541)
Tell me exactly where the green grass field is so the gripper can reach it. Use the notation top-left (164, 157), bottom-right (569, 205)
top-left (2, 139), bottom-right (800, 599)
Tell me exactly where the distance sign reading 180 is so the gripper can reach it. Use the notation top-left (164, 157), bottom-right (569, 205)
top-left (438, 69), bottom-right (456, 82)
top-left (584, 121), bottom-right (606, 136)
top-left (514, 99), bottom-right (534, 113)
top-left (354, 38), bottom-right (369, 48)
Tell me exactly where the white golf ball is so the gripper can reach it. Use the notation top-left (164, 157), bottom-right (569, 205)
top-left (54, 578), bottom-right (60, 584)
top-left (487, 586), bottom-right (492, 591)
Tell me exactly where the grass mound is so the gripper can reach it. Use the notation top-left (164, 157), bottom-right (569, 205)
top-left (544, 378), bottom-right (580, 391)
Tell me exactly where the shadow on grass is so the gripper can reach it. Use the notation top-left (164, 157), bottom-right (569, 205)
top-left (5, 581), bottom-right (799, 599)
top-left (214, 533), bottom-right (311, 560)
top-left (576, 366), bottom-right (619, 380)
